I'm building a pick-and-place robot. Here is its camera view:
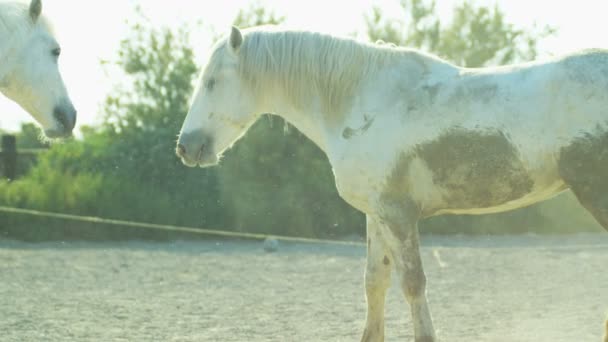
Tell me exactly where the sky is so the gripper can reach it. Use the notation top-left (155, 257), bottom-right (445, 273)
top-left (2, 0), bottom-right (608, 133)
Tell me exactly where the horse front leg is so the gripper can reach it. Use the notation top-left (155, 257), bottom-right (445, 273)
top-left (380, 199), bottom-right (436, 342)
top-left (361, 215), bottom-right (392, 342)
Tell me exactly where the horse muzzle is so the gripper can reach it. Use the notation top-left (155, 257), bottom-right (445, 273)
top-left (176, 131), bottom-right (218, 167)
top-left (45, 103), bottom-right (76, 138)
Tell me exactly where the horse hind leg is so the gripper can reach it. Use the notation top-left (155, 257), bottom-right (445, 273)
top-left (558, 133), bottom-right (608, 341)
top-left (558, 131), bottom-right (608, 231)
top-left (379, 198), bottom-right (436, 342)
top-left (391, 228), bottom-right (436, 342)
top-left (565, 184), bottom-right (608, 231)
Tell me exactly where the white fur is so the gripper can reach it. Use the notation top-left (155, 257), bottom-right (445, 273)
top-left (0, 0), bottom-right (75, 137)
top-left (178, 26), bottom-right (608, 341)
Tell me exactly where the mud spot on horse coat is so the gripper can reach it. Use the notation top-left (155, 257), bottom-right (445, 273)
top-left (448, 82), bottom-right (499, 107)
top-left (384, 128), bottom-right (534, 215)
top-left (342, 115), bottom-right (375, 140)
top-left (417, 128), bottom-right (533, 209)
top-left (383, 256), bottom-right (390, 265)
top-left (422, 84), bottom-right (441, 103)
top-left (559, 128), bottom-right (608, 188)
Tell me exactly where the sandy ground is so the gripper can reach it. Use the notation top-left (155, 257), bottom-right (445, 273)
top-left (1, 234), bottom-right (607, 342)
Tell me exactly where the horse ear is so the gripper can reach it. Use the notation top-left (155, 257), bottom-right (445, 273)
top-left (229, 26), bottom-right (243, 53)
top-left (29, 0), bottom-right (42, 22)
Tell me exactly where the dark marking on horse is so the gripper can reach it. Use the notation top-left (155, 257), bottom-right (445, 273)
top-left (342, 127), bottom-right (356, 139)
top-left (417, 128), bottom-right (533, 209)
top-left (382, 153), bottom-right (415, 203)
top-left (402, 83), bottom-right (442, 116)
top-left (383, 128), bottom-right (534, 216)
top-left (422, 84), bottom-right (442, 104)
top-left (383, 255), bottom-right (390, 265)
top-left (342, 115), bottom-right (375, 140)
top-left (558, 127), bottom-right (608, 231)
top-left (361, 116), bottom-right (374, 132)
top-left (448, 82), bottom-right (499, 107)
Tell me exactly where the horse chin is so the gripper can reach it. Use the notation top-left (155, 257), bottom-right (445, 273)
top-left (197, 154), bottom-right (219, 168)
top-left (179, 153), bottom-right (219, 168)
top-left (43, 118), bottom-right (75, 139)
top-left (44, 127), bottom-right (73, 139)
top-left (179, 158), bottom-right (199, 168)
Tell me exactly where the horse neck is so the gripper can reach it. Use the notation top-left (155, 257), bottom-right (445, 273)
top-left (257, 93), bottom-right (332, 153)
top-left (241, 32), bottom-right (395, 152)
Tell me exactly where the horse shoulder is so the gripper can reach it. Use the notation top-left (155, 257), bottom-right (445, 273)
top-left (328, 110), bottom-right (409, 213)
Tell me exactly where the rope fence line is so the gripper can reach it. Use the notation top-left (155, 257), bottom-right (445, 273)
top-left (0, 206), bottom-right (365, 247)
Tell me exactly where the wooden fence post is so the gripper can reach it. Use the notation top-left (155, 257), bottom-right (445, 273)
top-left (2, 135), bottom-right (17, 181)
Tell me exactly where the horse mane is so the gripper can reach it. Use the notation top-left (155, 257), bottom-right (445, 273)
top-left (231, 26), bottom-right (451, 120)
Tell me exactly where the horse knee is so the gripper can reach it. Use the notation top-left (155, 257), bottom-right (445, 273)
top-left (365, 262), bottom-right (391, 291)
top-left (402, 267), bottom-right (427, 301)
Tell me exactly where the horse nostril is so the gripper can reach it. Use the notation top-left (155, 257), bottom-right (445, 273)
top-left (53, 106), bottom-right (75, 132)
top-left (176, 144), bottom-right (187, 157)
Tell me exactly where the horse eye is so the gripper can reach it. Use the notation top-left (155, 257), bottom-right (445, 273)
top-left (205, 78), bottom-right (216, 91)
top-left (52, 48), bottom-right (61, 57)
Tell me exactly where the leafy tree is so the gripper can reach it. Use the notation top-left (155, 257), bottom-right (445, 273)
top-left (10, 123), bottom-right (49, 177)
top-left (103, 18), bottom-right (197, 133)
top-left (232, 1), bottom-right (285, 28)
top-left (366, 0), bottom-right (555, 67)
top-left (15, 123), bottom-right (49, 149)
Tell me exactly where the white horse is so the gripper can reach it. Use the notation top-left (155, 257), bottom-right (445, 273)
top-left (0, 0), bottom-right (75, 138)
top-left (176, 26), bottom-right (608, 341)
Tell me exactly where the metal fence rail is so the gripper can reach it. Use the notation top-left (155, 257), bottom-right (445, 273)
top-left (0, 205), bottom-right (365, 247)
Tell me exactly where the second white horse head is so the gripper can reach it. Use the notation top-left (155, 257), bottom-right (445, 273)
top-left (0, 0), bottom-right (76, 138)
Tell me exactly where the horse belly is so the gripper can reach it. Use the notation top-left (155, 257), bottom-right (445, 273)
top-left (407, 127), bottom-right (566, 217)
top-left (435, 180), bottom-right (567, 216)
